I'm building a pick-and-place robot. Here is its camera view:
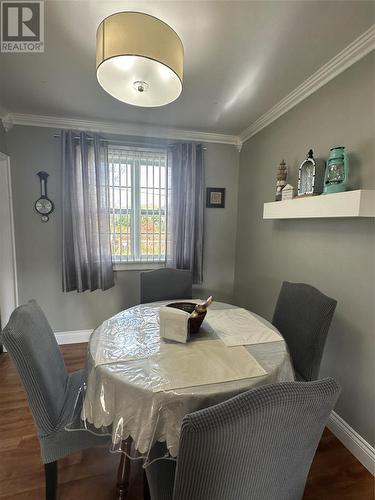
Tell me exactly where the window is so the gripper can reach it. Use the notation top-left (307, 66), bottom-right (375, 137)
top-left (108, 146), bottom-right (168, 265)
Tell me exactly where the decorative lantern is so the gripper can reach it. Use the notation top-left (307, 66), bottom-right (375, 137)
top-left (275, 160), bottom-right (288, 201)
top-left (297, 149), bottom-right (325, 196)
top-left (323, 146), bottom-right (349, 194)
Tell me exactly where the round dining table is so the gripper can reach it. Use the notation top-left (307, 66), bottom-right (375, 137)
top-left (79, 300), bottom-right (295, 499)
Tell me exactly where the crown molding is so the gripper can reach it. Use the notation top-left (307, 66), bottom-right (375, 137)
top-left (239, 24), bottom-right (375, 145)
top-left (2, 26), bottom-right (373, 151)
top-left (1, 112), bottom-right (242, 149)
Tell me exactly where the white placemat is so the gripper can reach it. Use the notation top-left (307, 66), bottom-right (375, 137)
top-left (149, 339), bottom-right (267, 392)
top-left (206, 308), bottom-right (283, 346)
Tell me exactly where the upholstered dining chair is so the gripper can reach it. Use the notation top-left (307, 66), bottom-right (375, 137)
top-left (272, 281), bottom-right (337, 381)
top-left (145, 378), bottom-right (340, 500)
top-left (140, 268), bottom-right (193, 303)
top-left (0, 300), bottom-right (110, 500)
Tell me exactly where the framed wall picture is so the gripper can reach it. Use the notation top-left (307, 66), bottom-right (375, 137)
top-left (206, 187), bottom-right (225, 208)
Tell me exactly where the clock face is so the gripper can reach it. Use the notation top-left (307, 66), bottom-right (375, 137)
top-left (35, 197), bottom-right (53, 215)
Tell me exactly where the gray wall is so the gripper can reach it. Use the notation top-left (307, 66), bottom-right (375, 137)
top-left (0, 121), bottom-right (7, 154)
top-left (197, 143), bottom-right (239, 302)
top-left (6, 126), bottom-right (239, 332)
top-left (234, 53), bottom-right (375, 446)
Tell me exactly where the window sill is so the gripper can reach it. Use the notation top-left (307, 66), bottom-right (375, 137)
top-left (113, 262), bottom-right (166, 272)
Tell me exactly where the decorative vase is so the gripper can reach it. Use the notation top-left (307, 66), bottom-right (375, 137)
top-left (323, 146), bottom-right (349, 194)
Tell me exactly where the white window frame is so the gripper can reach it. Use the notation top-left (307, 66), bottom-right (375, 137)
top-left (112, 261), bottom-right (166, 271)
top-left (108, 145), bottom-right (168, 271)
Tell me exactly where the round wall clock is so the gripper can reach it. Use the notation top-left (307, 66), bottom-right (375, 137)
top-left (34, 171), bottom-right (54, 222)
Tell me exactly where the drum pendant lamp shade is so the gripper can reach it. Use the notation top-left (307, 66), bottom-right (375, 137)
top-left (96, 12), bottom-right (184, 107)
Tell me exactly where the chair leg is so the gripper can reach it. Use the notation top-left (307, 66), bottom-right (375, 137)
top-left (44, 461), bottom-right (58, 500)
top-left (143, 468), bottom-right (151, 500)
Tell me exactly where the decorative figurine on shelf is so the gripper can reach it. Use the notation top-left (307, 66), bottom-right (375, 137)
top-left (275, 159), bottom-right (288, 201)
top-left (297, 149), bottom-right (325, 197)
top-left (323, 146), bottom-right (349, 194)
top-left (281, 184), bottom-right (295, 201)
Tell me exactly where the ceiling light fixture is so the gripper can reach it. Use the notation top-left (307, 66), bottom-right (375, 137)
top-left (96, 12), bottom-right (184, 107)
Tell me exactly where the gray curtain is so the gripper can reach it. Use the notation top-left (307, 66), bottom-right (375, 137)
top-left (62, 130), bottom-right (114, 292)
top-left (167, 143), bottom-right (204, 284)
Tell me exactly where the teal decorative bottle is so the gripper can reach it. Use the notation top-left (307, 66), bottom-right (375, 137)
top-left (323, 146), bottom-right (349, 194)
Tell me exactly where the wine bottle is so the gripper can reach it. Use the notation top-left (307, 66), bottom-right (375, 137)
top-left (190, 296), bottom-right (213, 318)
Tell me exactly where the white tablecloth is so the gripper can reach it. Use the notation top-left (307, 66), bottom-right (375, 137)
top-left (81, 301), bottom-right (295, 459)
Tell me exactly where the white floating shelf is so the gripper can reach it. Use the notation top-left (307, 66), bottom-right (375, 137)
top-left (263, 190), bottom-right (375, 219)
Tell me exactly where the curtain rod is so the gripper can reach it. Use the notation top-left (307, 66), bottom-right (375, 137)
top-left (53, 134), bottom-right (207, 150)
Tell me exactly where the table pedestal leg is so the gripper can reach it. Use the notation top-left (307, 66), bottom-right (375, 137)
top-left (116, 439), bottom-right (132, 500)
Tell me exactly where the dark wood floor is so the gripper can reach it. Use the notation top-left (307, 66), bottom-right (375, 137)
top-left (0, 343), bottom-right (373, 499)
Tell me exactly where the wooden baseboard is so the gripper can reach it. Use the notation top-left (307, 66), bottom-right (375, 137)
top-left (328, 411), bottom-right (375, 475)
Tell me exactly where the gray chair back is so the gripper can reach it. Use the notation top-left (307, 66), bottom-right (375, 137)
top-left (173, 379), bottom-right (340, 500)
top-left (140, 268), bottom-right (193, 303)
top-left (1, 300), bottom-right (69, 434)
top-left (272, 281), bottom-right (337, 381)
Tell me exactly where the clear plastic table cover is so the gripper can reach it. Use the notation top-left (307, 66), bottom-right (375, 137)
top-left (67, 301), bottom-right (295, 464)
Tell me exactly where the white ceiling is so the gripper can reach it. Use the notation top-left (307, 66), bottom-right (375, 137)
top-left (0, 1), bottom-right (374, 135)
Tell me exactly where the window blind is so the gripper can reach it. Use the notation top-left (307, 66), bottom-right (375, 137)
top-left (108, 146), bottom-right (168, 263)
